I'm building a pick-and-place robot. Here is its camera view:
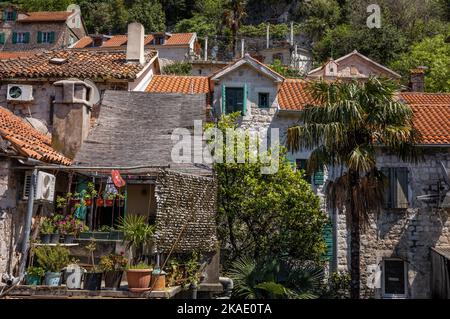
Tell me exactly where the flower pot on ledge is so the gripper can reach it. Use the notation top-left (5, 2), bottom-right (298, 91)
top-left (126, 269), bottom-right (152, 292)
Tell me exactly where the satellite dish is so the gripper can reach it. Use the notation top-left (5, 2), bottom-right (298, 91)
top-left (67, 4), bottom-right (81, 14)
top-left (84, 79), bottom-right (101, 105)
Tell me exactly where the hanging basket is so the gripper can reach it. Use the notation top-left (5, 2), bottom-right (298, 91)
top-left (96, 198), bottom-right (104, 206)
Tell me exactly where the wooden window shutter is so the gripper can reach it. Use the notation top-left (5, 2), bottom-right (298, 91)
top-left (2, 11), bottom-right (7, 21)
top-left (381, 167), bottom-right (393, 208)
top-left (0, 33), bottom-right (4, 44)
top-left (37, 31), bottom-right (42, 43)
top-left (242, 83), bottom-right (248, 116)
top-left (24, 32), bottom-right (30, 43)
top-left (322, 221), bottom-right (334, 261)
top-left (313, 169), bottom-right (325, 185)
top-left (221, 85), bottom-right (226, 114)
top-left (12, 32), bottom-right (17, 44)
top-left (395, 167), bottom-right (409, 209)
top-left (12, 10), bottom-right (16, 21)
top-left (49, 32), bottom-right (55, 43)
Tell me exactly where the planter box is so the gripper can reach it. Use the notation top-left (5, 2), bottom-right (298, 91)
top-left (79, 231), bottom-right (110, 240)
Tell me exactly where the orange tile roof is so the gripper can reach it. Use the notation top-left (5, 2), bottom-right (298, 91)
top-left (164, 33), bottom-right (195, 45)
top-left (277, 79), bottom-right (315, 110)
top-left (72, 36), bottom-right (93, 49)
top-left (0, 49), bottom-right (156, 80)
top-left (146, 75), bottom-right (210, 94)
top-left (0, 107), bottom-right (72, 164)
top-left (0, 51), bottom-right (36, 60)
top-left (19, 11), bottom-right (72, 23)
top-left (102, 35), bottom-right (128, 47)
top-left (399, 93), bottom-right (450, 145)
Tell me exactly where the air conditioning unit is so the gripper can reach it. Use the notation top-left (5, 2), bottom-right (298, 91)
top-left (23, 171), bottom-right (56, 202)
top-left (7, 84), bottom-right (33, 102)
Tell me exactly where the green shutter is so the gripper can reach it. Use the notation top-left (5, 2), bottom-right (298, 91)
top-left (0, 33), bottom-right (4, 45)
top-left (12, 32), bottom-right (17, 44)
top-left (242, 83), bottom-right (247, 116)
top-left (221, 84), bottom-right (226, 114)
top-left (37, 31), bottom-right (42, 43)
top-left (2, 11), bottom-right (7, 21)
top-left (24, 32), bottom-right (30, 43)
top-left (313, 170), bottom-right (324, 185)
top-left (49, 31), bottom-right (55, 43)
top-left (322, 221), bottom-right (333, 261)
top-left (12, 11), bottom-right (16, 21)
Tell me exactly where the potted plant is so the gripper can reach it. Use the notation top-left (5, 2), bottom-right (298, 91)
top-left (83, 182), bottom-right (98, 206)
top-left (99, 252), bottom-right (128, 290)
top-left (116, 193), bottom-right (126, 207)
top-left (69, 192), bottom-right (81, 206)
top-left (26, 266), bottom-right (45, 285)
top-left (39, 217), bottom-right (55, 244)
top-left (34, 245), bottom-right (70, 286)
top-left (96, 198), bottom-right (104, 207)
top-left (117, 214), bottom-right (155, 292)
top-left (56, 215), bottom-right (85, 243)
top-left (56, 195), bottom-right (67, 209)
top-left (50, 214), bottom-right (64, 243)
top-left (183, 252), bottom-right (202, 299)
top-left (82, 239), bottom-right (103, 290)
top-left (105, 194), bottom-right (115, 207)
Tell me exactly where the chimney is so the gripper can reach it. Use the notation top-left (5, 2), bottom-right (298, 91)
top-left (92, 34), bottom-right (103, 47)
top-left (126, 22), bottom-right (145, 64)
top-left (52, 80), bottom-right (93, 158)
top-left (410, 66), bottom-right (427, 92)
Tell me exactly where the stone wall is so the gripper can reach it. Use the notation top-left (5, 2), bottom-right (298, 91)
top-left (336, 150), bottom-right (450, 298)
top-left (154, 170), bottom-right (217, 253)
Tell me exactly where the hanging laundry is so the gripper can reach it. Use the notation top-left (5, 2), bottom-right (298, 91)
top-left (111, 169), bottom-right (126, 188)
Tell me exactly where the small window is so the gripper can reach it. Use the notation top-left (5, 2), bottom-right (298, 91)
top-left (38, 31), bottom-right (55, 44)
top-left (381, 167), bottom-right (409, 209)
top-left (383, 259), bottom-right (407, 298)
top-left (4, 10), bottom-right (16, 22)
top-left (296, 159), bottom-right (311, 182)
top-left (13, 32), bottom-right (30, 44)
top-left (258, 93), bottom-right (269, 108)
top-left (198, 69), bottom-right (202, 75)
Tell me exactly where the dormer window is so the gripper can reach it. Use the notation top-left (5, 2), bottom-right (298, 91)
top-left (3, 10), bottom-right (17, 22)
top-left (155, 36), bottom-right (164, 45)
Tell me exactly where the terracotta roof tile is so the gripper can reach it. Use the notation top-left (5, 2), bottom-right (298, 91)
top-left (0, 107), bottom-right (71, 164)
top-left (0, 49), bottom-right (156, 80)
top-left (102, 35), bottom-right (128, 47)
top-left (164, 33), bottom-right (195, 45)
top-left (72, 36), bottom-right (93, 49)
top-left (146, 75), bottom-right (210, 94)
top-left (19, 11), bottom-right (72, 23)
top-left (0, 51), bottom-right (36, 60)
top-left (399, 93), bottom-right (450, 145)
top-left (277, 79), bottom-right (315, 110)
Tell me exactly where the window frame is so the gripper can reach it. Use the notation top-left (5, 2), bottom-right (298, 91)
top-left (15, 32), bottom-right (30, 44)
top-left (258, 92), bottom-right (270, 108)
top-left (382, 258), bottom-right (407, 299)
top-left (5, 10), bottom-right (16, 22)
top-left (382, 167), bottom-right (409, 209)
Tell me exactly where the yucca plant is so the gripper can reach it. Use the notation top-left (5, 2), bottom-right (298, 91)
top-left (116, 214), bottom-right (155, 265)
top-left (287, 77), bottom-right (421, 298)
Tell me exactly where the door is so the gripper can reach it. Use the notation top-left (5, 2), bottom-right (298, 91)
top-left (225, 87), bottom-right (244, 114)
top-left (383, 259), bottom-right (407, 298)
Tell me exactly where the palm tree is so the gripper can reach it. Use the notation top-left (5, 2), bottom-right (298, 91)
top-left (287, 77), bottom-right (420, 299)
top-left (223, 0), bottom-right (247, 58)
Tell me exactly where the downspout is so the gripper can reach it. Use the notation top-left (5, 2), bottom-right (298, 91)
top-left (218, 277), bottom-right (233, 299)
top-left (18, 168), bottom-right (37, 280)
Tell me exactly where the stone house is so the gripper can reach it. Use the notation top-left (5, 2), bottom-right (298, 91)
top-left (0, 106), bottom-right (72, 276)
top-left (0, 24), bottom-right (160, 133)
top-left (73, 32), bottom-right (201, 62)
top-left (201, 53), bottom-right (450, 298)
top-left (307, 50), bottom-right (402, 81)
top-left (0, 4), bottom-right (87, 52)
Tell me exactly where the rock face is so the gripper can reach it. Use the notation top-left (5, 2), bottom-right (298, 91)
top-left (335, 151), bottom-right (450, 298)
top-left (154, 170), bottom-right (218, 253)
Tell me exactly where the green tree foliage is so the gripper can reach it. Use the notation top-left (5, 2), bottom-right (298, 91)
top-left (287, 78), bottom-right (420, 298)
top-left (390, 34), bottom-right (450, 92)
top-left (128, 0), bottom-right (165, 32)
top-left (10, 0), bottom-right (72, 11)
top-left (269, 59), bottom-right (304, 78)
top-left (175, 14), bottom-right (217, 38)
top-left (162, 62), bottom-right (192, 75)
top-left (207, 113), bottom-right (328, 268)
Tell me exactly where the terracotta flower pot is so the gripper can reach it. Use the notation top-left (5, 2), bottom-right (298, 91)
top-left (126, 269), bottom-right (152, 292)
top-left (96, 199), bottom-right (104, 206)
top-left (84, 199), bottom-right (92, 206)
top-left (105, 199), bottom-right (114, 206)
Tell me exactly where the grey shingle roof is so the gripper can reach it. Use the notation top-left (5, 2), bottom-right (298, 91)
top-left (73, 90), bottom-right (212, 175)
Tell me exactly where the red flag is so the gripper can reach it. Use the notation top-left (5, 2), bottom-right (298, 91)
top-left (111, 170), bottom-right (126, 188)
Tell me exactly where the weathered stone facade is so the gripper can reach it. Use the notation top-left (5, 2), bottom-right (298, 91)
top-left (335, 150), bottom-right (450, 298)
top-left (154, 170), bottom-right (217, 253)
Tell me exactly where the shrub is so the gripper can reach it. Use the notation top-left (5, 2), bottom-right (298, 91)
top-left (27, 266), bottom-right (45, 278)
top-left (162, 62), bottom-right (192, 75)
top-left (34, 245), bottom-right (70, 273)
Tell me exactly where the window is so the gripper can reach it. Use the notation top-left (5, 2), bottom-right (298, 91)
top-left (12, 32), bottom-right (30, 44)
top-left (296, 159), bottom-right (311, 181)
top-left (381, 167), bottom-right (409, 209)
top-left (296, 158), bottom-right (324, 185)
top-left (37, 31), bottom-right (55, 44)
top-left (222, 85), bottom-right (247, 116)
top-left (155, 36), bottom-right (164, 45)
top-left (258, 93), bottom-right (269, 108)
top-left (382, 259), bottom-right (407, 298)
top-left (3, 10), bottom-right (17, 22)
